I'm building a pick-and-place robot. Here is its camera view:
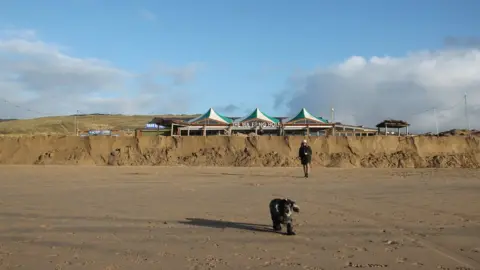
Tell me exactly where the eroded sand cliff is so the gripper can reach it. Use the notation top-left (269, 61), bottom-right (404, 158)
top-left (0, 135), bottom-right (478, 168)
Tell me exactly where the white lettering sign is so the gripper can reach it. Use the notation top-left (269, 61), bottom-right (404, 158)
top-left (233, 121), bottom-right (279, 128)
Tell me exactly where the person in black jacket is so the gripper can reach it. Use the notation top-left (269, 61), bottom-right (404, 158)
top-left (298, 139), bottom-right (312, 178)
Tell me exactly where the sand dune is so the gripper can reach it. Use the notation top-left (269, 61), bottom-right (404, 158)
top-left (0, 135), bottom-right (478, 167)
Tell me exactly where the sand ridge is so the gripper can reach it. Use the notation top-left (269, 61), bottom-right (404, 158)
top-left (0, 135), bottom-right (479, 168)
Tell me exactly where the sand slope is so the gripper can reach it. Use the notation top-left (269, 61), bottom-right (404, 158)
top-left (0, 135), bottom-right (479, 168)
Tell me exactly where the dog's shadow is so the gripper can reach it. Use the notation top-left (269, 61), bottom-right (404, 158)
top-left (178, 218), bottom-right (274, 233)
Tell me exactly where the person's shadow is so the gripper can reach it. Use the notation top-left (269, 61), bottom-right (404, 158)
top-left (178, 218), bottom-right (274, 233)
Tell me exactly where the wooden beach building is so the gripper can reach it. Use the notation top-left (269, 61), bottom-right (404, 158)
top-left (137, 107), bottom-right (378, 137)
top-left (376, 119), bottom-right (410, 135)
top-left (178, 108), bottom-right (233, 136)
top-left (282, 108), bottom-right (332, 136)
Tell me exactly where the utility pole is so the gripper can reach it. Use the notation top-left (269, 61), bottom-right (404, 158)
top-left (74, 113), bottom-right (77, 136)
top-left (74, 110), bottom-right (80, 136)
top-left (464, 92), bottom-right (470, 130)
top-left (433, 108), bottom-right (439, 135)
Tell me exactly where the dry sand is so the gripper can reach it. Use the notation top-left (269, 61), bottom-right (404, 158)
top-left (0, 135), bottom-right (479, 168)
top-left (0, 166), bottom-right (479, 270)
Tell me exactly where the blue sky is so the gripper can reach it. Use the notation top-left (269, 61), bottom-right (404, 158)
top-left (1, 0), bottom-right (480, 131)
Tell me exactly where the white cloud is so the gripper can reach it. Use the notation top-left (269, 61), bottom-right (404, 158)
top-left (0, 29), bottom-right (200, 119)
top-left (275, 49), bottom-right (480, 133)
top-left (138, 9), bottom-right (157, 22)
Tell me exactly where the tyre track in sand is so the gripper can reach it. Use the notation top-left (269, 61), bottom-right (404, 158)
top-left (371, 198), bottom-right (480, 224)
top-left (317, 199), bottom-right (480, 269)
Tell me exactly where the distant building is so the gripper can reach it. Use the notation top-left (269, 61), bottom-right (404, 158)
top-left (138, 107), bottom-right (378, 137)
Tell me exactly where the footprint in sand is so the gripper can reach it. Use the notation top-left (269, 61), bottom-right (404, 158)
top-left (104, 264), bottom-right (121, 270)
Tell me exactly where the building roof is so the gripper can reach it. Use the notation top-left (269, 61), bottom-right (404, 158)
top-left (285, 108), bottom-right (328, 124)
top-left (376, 119), bottom-right (410, 128)
top-left (188, 108), bottom-right (233, 125)
top-left (149, 117), bottom-right (191, 126)
top-left (235, 108), bottom-right (280, 124)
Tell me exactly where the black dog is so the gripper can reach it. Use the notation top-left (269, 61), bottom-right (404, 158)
top-left (269, 198), bottom-right (300, 235)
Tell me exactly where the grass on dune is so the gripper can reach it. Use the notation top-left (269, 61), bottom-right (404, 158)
top-left (0, 114), bottom-right (197, 135)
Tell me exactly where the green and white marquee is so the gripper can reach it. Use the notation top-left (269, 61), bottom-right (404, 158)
top-left (285, 108), bottom-right (328, 125)
top-left (235, 108), bottom-right (280, 127)
top-left (188, 108), bottom-right (233, 125)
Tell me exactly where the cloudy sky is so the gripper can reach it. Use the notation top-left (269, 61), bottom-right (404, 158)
top-left (1, 0), bottom-right (479, 132)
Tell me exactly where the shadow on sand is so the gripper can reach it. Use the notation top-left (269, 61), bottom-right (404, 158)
top-left (178, 218), bottom-right (274, 233)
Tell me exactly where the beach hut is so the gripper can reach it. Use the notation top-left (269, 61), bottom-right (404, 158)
top-left (376, 119), bottom-right (410, 135)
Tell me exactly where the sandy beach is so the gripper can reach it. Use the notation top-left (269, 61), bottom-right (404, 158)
top-left (0, 166), bottom-right (479, 269)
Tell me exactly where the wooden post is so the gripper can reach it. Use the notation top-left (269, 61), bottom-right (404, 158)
top-left (398, 127), bottom-right (400, 136)
top-left (203, 124), bottom-right (207, 136)
top-left (406, 126), bottom-right (409, 136)
top-left (187, 126), bottom-right (190, 136)
top-left (385, 124), bottom-right (388, 135)
top-left (306, 125), bottom-right (310, 137)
